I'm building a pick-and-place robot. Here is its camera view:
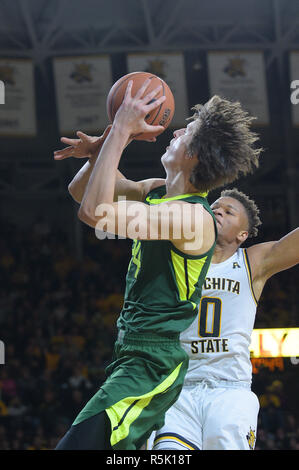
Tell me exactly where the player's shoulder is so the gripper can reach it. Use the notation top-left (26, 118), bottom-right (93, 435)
top-left (141, 179), bottom-right (166, 201)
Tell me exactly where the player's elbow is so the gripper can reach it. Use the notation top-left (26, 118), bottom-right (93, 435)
top-left (68, 181), bottom-right (74, 193)
top-left (68, 183), bottom-right (82, 204)
top-left (77, 206), bottom-right (96, 228)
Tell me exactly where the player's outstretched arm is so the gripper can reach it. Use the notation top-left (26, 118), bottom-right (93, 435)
top-left (248, 227), bottom-right (299, 285)
top-left (54, 126), bottom-right (165, 203)
top-left (54, 126), bottom-right (114, 203)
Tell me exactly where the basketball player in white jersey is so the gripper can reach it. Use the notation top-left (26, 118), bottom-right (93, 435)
top-left (149, 185), bottom-right (299, 450)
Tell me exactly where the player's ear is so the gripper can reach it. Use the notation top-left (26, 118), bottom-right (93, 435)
top-left (237, 230), bottom-right (248, 244)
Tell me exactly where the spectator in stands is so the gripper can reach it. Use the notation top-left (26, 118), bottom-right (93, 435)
top-left (0, 219), bottom-right (297, 449)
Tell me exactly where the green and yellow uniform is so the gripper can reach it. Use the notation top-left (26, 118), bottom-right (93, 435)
top-left (70, 185), bottom-right (217, 450)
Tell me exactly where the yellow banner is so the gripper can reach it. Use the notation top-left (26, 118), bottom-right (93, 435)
top-left (250, 328), bottom-right (299, 358)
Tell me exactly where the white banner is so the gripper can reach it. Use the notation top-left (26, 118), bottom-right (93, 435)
top-left (0, 59), bottom-right (36, 136)
top-left (53, 55), bottom-right (112, 134)
top-left (290, 51), bottom-right (299, 126)
top-left (207, 51), bottom-right (269, 125)
top-left (127, 52), bottom-right (188, 128)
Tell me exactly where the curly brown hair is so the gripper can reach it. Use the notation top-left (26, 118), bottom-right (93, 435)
top-left (187, 95), bottom-right (262, 192)
top-left (220, 187), bottom-right (262, 238)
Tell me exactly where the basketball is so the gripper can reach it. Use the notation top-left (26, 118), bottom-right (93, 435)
top-left (106, 71), bottom-right (175, 140)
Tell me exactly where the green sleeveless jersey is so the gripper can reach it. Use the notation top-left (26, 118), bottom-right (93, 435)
top-left (117, 185), bottom-right (217, 337)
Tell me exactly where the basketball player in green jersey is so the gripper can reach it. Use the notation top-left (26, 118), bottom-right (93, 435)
top-left (54, 79), bottom-right (262, 450)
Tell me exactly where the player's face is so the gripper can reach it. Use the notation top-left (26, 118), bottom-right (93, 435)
top-left (211, 197), bottom-right (249, 244)
top-left (161, 121), bottom-right (196, 167)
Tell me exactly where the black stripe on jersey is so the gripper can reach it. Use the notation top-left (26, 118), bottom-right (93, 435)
top-left (154, 432), bottom-right (200, 450)
top-left (184, 259), bottom-right (190, 299)
top-left (243, 248), bottom-right (258, 305)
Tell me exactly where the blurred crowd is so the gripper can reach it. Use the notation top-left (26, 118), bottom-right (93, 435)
top-left (0, 216), bottom-right (298, 450)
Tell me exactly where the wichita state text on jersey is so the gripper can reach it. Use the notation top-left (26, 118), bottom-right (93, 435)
top-left (180, 248), bottom-right (257, 384)
top-left (204, 277), bottom-right (240, 294)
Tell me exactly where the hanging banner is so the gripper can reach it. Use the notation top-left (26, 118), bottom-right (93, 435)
top-left (127, 52), bottom-right (189, 128)
top-left (207, 51), bottom-right (269, 125)
top-left (0, 59), bottom-right (36, 136)
top-left (53, 55), bottom-right (112, 134)
top-left (290, 51), bottom-right (299, 126)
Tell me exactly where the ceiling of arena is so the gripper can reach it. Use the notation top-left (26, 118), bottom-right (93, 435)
top-left (0, 0), bottom-right (298, 228)
top-left (0, 0), bottom-right (299, 63)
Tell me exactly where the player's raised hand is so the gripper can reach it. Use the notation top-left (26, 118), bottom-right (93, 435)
top-left (53, 125), bottom-right (112, 160)
top-left (113, 79), bottom-right (166, 136)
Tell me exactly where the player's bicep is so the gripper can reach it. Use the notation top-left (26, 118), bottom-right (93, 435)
top-left (94, 201), bottom-right (165, 240)
top-left (249, 238), bottom-right (298, 281)
top-left (95, 201), bottom-right (206, 250)
top-left (129, 201), bottom-right (206, 246)
top-left (265, 239), bottom-right (299, 276)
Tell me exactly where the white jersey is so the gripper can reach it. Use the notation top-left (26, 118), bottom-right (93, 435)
top-left (180, 248), bottom-right (257, 385)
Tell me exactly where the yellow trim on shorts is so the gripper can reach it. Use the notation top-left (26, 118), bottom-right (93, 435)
top-left (154, 433), bottom-right (198, 450)
top-left (106, 362), bottom-right (183, 447)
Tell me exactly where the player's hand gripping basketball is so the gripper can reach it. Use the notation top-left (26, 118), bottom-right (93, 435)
top-left (113, 79), bottom-right (166, 138)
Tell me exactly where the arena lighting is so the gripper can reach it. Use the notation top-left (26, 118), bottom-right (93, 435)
top-left (250, 328), bottom-right (299, 358)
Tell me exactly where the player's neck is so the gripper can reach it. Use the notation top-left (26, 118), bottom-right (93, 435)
top-left (164, 172), bottom-right (199, 198)
top-left (212, 241), bottom-right (239, 264)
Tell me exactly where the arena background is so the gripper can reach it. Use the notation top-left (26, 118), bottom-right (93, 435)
top-left (0, 0), bottom-right (298, 451)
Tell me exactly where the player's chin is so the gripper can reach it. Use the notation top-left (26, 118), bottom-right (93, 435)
top-left (161, 152), bottom-right (167, 162)
top-left (215, 220), bottom-right (223, 233)
top-left (161, 148), bottom-right (170, 161)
